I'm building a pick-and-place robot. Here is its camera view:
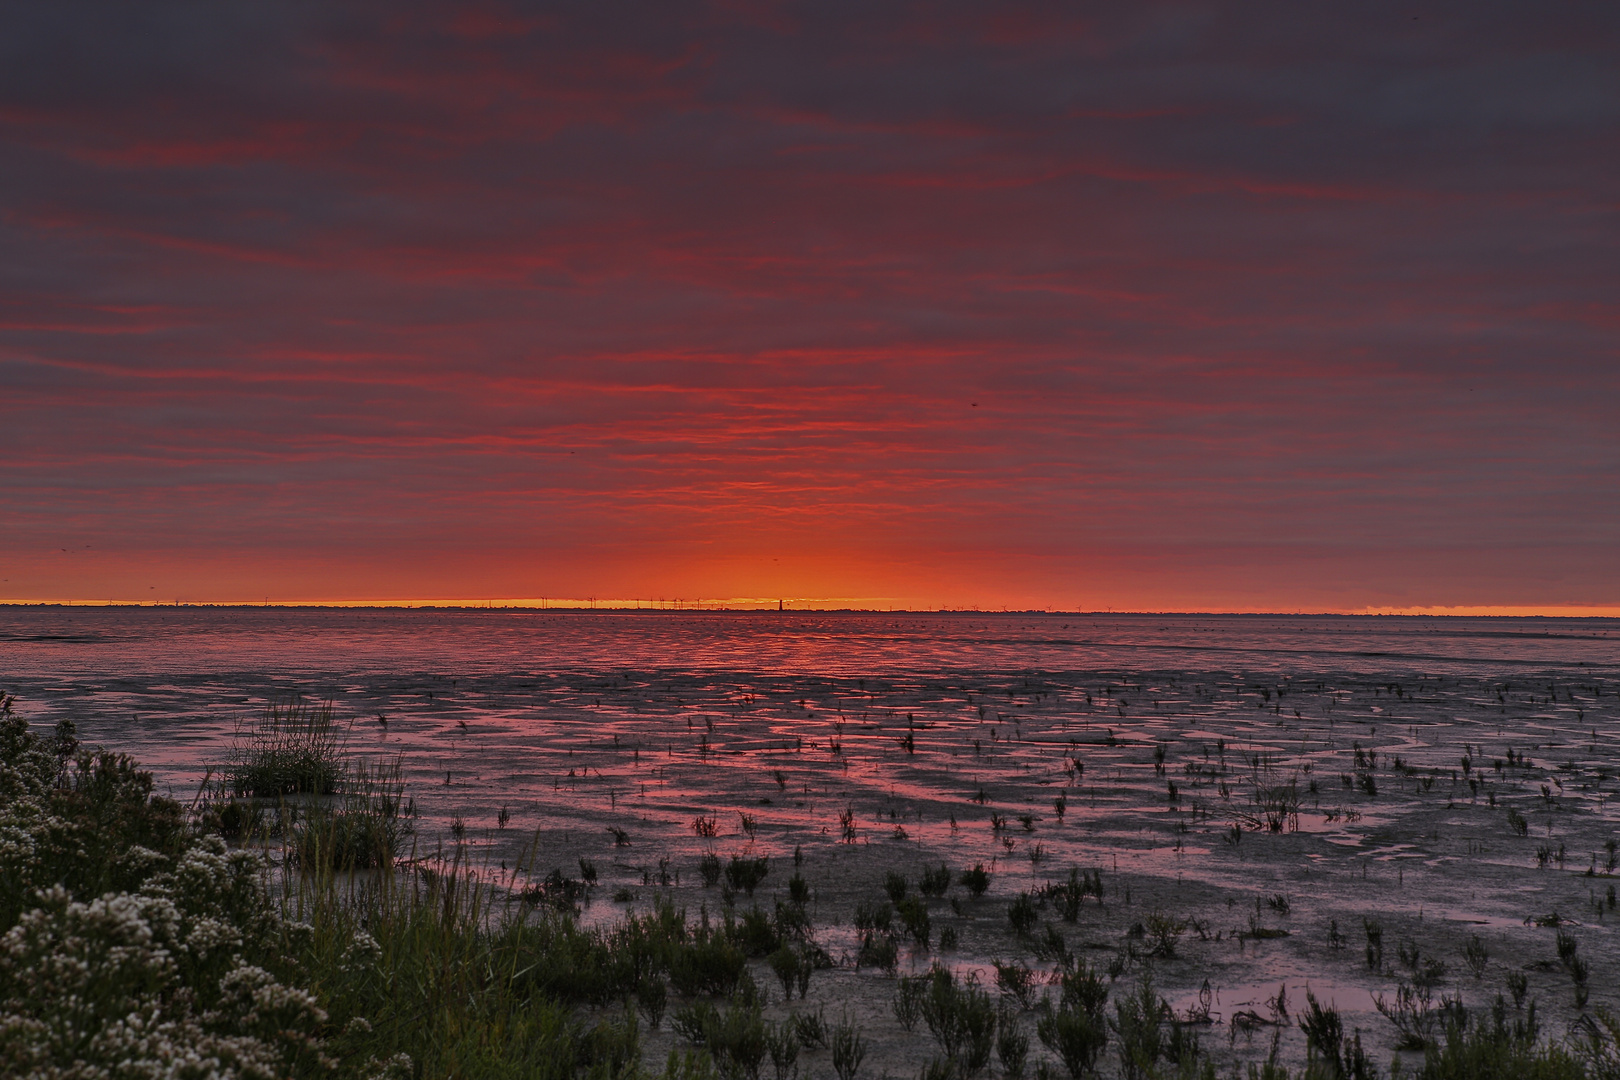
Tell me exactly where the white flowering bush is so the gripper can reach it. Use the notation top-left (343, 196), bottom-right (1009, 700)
top-left (0, 700), bottom-right (188, 928)
top-left (0, 696), bottom-right (347, 1078)
top-left (0, 880), bottom-right (335, 1078)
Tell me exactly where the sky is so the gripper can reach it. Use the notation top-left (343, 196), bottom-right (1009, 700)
top-left (2, 2), bottom-right (1617, 612)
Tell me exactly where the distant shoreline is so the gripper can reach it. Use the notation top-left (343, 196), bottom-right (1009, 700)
top-left (1, 602), bottom-right (1617, 621)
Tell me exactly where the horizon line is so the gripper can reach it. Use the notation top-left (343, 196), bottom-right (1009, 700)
top-left (4, 597), bottom-right (1620, 619)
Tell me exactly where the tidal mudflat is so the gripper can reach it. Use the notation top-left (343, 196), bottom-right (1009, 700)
top-left (5, 608), bottom-right (1619, 1076)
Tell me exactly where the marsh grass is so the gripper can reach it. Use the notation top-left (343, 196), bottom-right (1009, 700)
top-left (288, 757), bottom-right (415, 871)
top-left (280, 853), bottom-right (644, 1078)
top-left (225, 698), bottom-right (344, 797)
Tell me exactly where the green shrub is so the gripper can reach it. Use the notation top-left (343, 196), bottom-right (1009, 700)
top-left (896, 974), bottom-right (927, 1031)
top-left (853, 898), bottom-right (892, 936)
top-left (767, 944), bottom-right (812, 1001)
top-left (1298, 990), bottom-right (1377, 1080)
top-left (1113, 972), bottom-right (1198, 1080)
top-left (694, 1000), bottom-right (766, 1080)
top-left (764, 1019), bottom-right (799, 1080)
top-left (830, 1013), bottom-right (868, 1080)
top-left (637, 976), bottom-right (669, 1029)
top-left (1056, 961), bottom-right (1109, 1018)
top-left (787, 873), bottom-right (810, 905)
top-left (994, 960), bottom-right (1038, 1011)
top-left (792, 1007), bottom-right (828, 1049)
top-left (1037, 1005), bottom-right (1107, 1080)
top-left (997, 1006), bottom-right (1030, 1079)
top-left (732, 905), bottom-right (781, 957)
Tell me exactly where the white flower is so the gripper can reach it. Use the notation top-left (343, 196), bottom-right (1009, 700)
top-left (361, 1051), bottom-right (414, 1080)
top-left (340, 929), bottom-right (382, 974)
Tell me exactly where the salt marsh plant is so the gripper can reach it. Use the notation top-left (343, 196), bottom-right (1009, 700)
top-left (764, 1018), bottom-right (799, 1080)
top-left (1044, 867), bottom-right (1104, 921)
top-left (994, 959), bottom-right (1039, 1011)
top-left (884, 870), bottom-right (909, 903)
top-left (1298, 991), bottom-right (1377, 1080)
top-left (1142, 910), bottom-right (1187, 958)
top-left (225, 698), bottom-right (344, 797)
top-left (1507, 807), bottom-right (1530, 837)
top-left (918, 965), bottom-right (996, 1077)
top-left (792, 1006), bottom-right (828, 1049)
top-left (997, 1006), bottom-right (1030, 1079)
top-left (920, 862), bottom-right (952, 896)
top-left (1507, 970), bottom-right (1530, 1010)
top-left (854, 899), bottom-right (899, 972)
top-left (1037, 961), bottom-right (1109, 1080)
top-left (3, 701), bottom-right (652, 1078)
top-left (1112, 972), bottom-right (1198, 1080)
top-left (1251, 772), bottom-right (1301, 832)
top-left (724, 854), bottom-right (768, 895)
top-left (1376, 979), bottom-right (1458, 1050)
top-left (1365, 918), bottom-right (1385, 971)
top-left (1464, 934), bottom-right (1490, 979)
top-left (896, 975), bottom-right (927, 1031)
top-left (961, 863), bottom-right (991, 897)
top-left (1008, 891), bottom-right (1039, 936)
top-left (767, 943), bottom-right (813, 1000)
top-left (898, 895), bottom-right (932, 946)
top-left (830, 1013), bottom-right (868, 1080)
top-left (288, 757), bottom-right (415, 871)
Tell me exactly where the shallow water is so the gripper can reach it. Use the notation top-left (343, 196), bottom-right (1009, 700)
top-left (5, 607), bottom-right (1620, 1068)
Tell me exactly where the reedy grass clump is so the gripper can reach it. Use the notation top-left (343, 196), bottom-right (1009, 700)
top-left (288, 757), bottom-right (415, 871)
top-left (226, 698), bottom-right (344, 797)
top-left (283, 852), bottom-right (643, 1078)
top-left (920, 863), bottom-right (952, 897)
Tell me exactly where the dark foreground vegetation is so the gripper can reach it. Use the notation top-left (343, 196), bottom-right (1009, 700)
top-left (3, 691), bottom-right (1620, 1079)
